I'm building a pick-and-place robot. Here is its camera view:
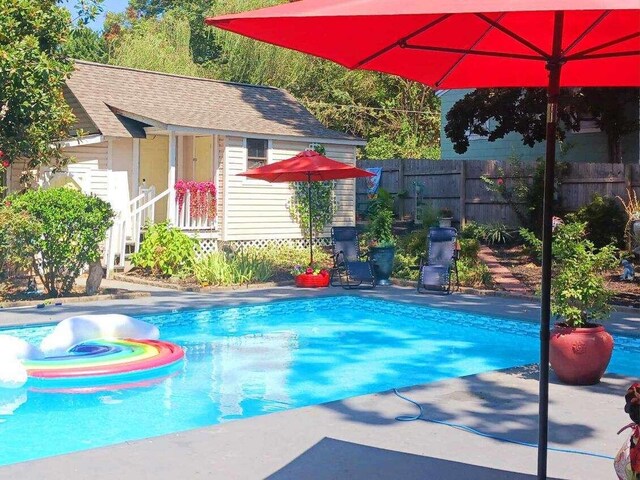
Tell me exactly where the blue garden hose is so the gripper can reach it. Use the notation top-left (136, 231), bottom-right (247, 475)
top-left (393, 388), bottom-right (615, 461)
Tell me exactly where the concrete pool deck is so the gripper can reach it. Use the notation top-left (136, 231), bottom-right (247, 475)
top-left (0, 285), bottom-right (638, 479)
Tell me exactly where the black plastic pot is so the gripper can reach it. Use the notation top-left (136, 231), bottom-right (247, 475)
top-left (369, 246), bottom-right (395, 286)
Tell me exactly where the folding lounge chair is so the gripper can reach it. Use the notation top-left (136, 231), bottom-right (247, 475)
top-left (418, 227), bottom-right (459, 294)
top-left (330, 226), bottom-right (376, 289)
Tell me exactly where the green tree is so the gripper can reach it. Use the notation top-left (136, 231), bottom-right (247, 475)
top-left (0, 0), bottom-right (75, 185)
top-left (66, 25), bottom-right (108, 63)
top-left (105, 0), bottom-right (442, 159)
top-left (445, 88), bottom-right (638, 163)
top-left (108, 13), bottom-right (207, 77)
top-left (128, 0), bottom-right (219, 65)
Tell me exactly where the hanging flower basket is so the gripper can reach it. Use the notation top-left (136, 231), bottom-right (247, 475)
top-left (174, 180), bottom-right (217, 220)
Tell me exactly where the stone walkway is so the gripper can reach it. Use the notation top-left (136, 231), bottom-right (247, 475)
top-left (477, 245), bottom-right (532, 296)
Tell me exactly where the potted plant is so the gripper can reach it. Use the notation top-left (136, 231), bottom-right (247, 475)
top-left (291, 264), bottom-right (330, 288)
top-left (438, 207), bottom-right (453, 228)
top-left (367, 207), bottom-right (396, 286)
top-left (523, 220), bottom-right (618, 385)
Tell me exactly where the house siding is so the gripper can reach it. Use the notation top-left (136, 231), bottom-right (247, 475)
top-left (110, 137), bottom-right (135, 197)
top-left (58, 142), bottom-right (110, 201)
top-left (440, 89), bottom-right (640, 163)
top-left (223, 137), bottom-right (357, 242)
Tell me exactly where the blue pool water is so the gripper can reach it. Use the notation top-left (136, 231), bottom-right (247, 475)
top-left (0, 296), bottom-right (638, 466)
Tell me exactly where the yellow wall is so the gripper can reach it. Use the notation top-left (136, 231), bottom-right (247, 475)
top-left (139, 135), bottom-right (169, 222)
top-left (194, 136), bottom-right (214, 181)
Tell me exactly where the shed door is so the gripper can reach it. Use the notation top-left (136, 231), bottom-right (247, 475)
top-left (194, 136), bottom-right (214, 182)
top-left (139, 135), bottom-right (169, 222)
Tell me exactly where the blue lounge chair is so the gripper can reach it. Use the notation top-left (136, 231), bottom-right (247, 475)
top-left (418, 227), bottom-right (459, 294)
top-left (330, 226), bottom-right (375, 289)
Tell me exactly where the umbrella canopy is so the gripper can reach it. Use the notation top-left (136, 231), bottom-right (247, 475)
top-left (238, 150), bottom-right (373, 264)
top-left (239, 149), bottom-right (374, 182)
top-left (209, 3), bottom-right (639, 478)
top-left (207, 0), bottom-right (639, 88)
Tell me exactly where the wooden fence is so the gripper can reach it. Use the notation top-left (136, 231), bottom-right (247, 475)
top-left (355, 159), bottom-right (640, 226)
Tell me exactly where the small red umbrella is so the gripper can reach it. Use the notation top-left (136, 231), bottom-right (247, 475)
top-left (238, 149), bottom-right (374, 264)
top-left (209, 3), bottom-right (639, 478)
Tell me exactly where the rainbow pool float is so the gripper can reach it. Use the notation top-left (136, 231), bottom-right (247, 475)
top-left (0, 314), bottom-right (184, 392)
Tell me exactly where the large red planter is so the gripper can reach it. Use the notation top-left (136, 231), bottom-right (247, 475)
top-left (549, 324), bottom-right (614, 385)
top-left (295, 273), bottom-right (330, 288)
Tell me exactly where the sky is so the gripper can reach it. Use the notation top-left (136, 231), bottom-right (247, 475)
top-left (64, 0), bottom-right (129, 31)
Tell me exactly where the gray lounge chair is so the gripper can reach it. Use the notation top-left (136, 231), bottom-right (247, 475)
top-left (330, 226), bottom-right (375, 289)
top-left (418, 227), bottom-right (459, 294)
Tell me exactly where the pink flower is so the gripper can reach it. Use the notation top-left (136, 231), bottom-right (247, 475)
top-left (497, 178), bottom-right (504, 186)
top-left (1, 160), bottom-right (8, 168)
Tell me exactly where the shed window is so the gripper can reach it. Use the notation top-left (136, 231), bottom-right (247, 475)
top-left (247, 138), bottom-right (268, 169)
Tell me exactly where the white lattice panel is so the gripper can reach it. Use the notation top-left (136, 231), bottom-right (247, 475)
top-left (223, 237), bottom-right (331, 250)
top-left (196, 238), bottom-right (218, 257)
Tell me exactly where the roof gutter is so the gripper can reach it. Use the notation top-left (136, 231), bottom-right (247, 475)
top-left (55, 134), bottom-right (105, 148)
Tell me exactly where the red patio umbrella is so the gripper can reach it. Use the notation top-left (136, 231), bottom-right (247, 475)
top-left (208, 3), bottom-right (639, 478)
top-left (238, 149), bottom-right (374, 264)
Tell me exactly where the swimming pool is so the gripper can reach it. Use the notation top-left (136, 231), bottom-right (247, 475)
top-left (0, 296), bottom-right (637, 466)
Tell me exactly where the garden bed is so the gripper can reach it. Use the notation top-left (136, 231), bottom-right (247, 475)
top-left (0, 277), bottom-right (148, 308)
top-left (491, 245), bottom-right (640, 309)
top-left (117, 267), bottom-right (295, 291)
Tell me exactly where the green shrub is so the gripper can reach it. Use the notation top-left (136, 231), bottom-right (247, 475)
top-left (521, 220), bottom-right (618, 326)
top-left (232, 242), bottom-right (332, 271)
top-left (131, 222), bottom-right (198, 277)
top-left (460, 221), bottom-right (485, 241)
top-left (418, 202), bottom-right (439, 228)
top-left (193, 249), bottom-right (275, 286)
top-left (0, 206), bottom-right (42, 278)
top-left (366, 208), bottom-right (395, 247)
top-left (458, 257), bottom-right (492, 288)
top-left (7, 188), bottom-right (114, 295)
top-left (392, 250), bottom-right (419, 280)
top-left (459, 238), bottom-right (480, 259)
top-left (367, 188), bottom-right (395, 218)
top-left (482, 222), bottom-right (513, 245)
top-left (572, 194), bottom-right (626, 249)
top-left (396, 229), bottom-right (427, 258)
top-left (460, 221), bottom-right (514, 245)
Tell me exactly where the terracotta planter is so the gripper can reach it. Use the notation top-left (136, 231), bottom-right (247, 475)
top-left (295, 273), bottom-right (330, 288)
top-left (549, 324), bottom-right (614, 385)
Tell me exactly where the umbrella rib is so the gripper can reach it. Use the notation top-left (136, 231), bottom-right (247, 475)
top-left (402, 44), bottom-right (542, 61)
top-left (352, 14), bottom-right (451, 69)
top-left (561, 11), bottom-right (610, 56)
top-left (433, 13), bottom-right (507, 87)
top-left (475, 13), bottom-right (550, 59)
top-left (565, 32), bottom-right (640, 60)
top-left (568, 49), bottom-right (640, 61)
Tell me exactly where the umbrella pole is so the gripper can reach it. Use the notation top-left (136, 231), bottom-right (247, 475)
top-left (307, 174), bottom-right (313, 265)
top-left (538, 12), bottom-right (564, 480)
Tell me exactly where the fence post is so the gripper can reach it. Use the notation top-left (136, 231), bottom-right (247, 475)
top-left (398, 158), bottom-right (405, 218)
top-left (459, 161), bottom-right (467, 229)
top-left (625, 163), bottom-right (633, 191)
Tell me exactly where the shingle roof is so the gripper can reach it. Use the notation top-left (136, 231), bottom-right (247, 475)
top-left (66, 61), bottom-right (363, 143)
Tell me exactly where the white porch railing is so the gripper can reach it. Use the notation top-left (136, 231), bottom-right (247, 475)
top-left (104, 184), bottom-right (218, 276)
top-left (175, 189), bottom-right (218, 230)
